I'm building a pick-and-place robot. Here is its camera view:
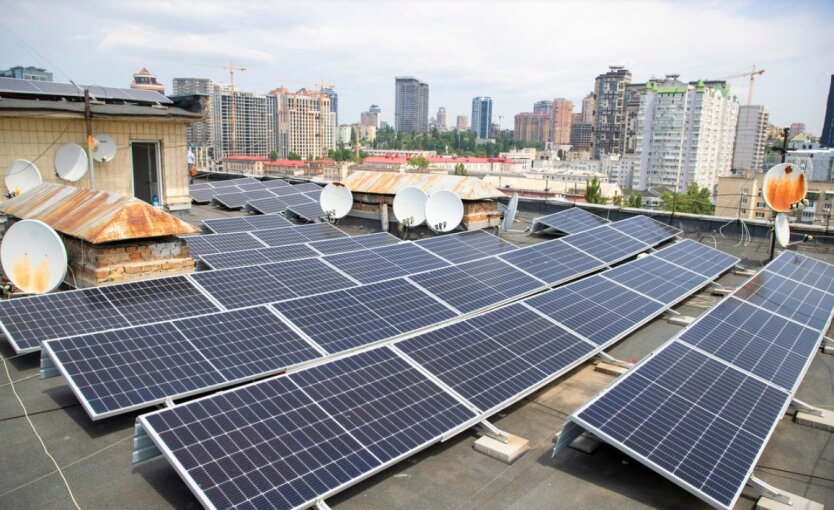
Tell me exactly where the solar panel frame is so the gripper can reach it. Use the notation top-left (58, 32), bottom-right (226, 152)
top-left (764, 251), bottom-right (834, 294)
top-left (562, 225), bottom-right (651, 264)
top-left (211, 189), bottom-right (279, 209)
top-left (201, 215), bottom-right (293, 234)
top-left (498, 239), bottom-right (606, 284)
top-left (270, 182), bottom-right (322, 197)
top-left (259, 178), bottom-right (291, 189)
top-left (415, 230), bottom-right (517, 264)
top-left (181, 232), bottom-right (267, 257)
top-left (98, 275), bottom-right (223, 324)
top-left (199, 244), bottom-right (320, 270)
top-left (285, 202), bottom-right (326, 222)
top-left (599, 256), bottom-right (709, 304)
top-left (607, 215), bottom-right (681, 246)
top-left (324, 243), bottom-right (449, 284)
top-left (734, 270), bottom-right (834, 330)
top-left (244, 196), bottom-right (290, 215)
top-left (309, 232), bottom-right (400, 256)
top-left (652, 239), bottom-right (741, 279)
top-left (532, 207), bottom-right (611, 234)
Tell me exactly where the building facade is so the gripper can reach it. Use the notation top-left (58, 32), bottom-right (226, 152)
top-left (580, 92), bottom-right (594, 124)
top-left (822, 75), bottom-right (834, 147)
top-left (471, 96), bottom-right (493, 139)
top-left (786, 149), bottom-right (834, 182)
top-left (592, 66), bottom-right (632, 158)
top-left (271, 88), bottom-right (336, 160)
top-left (130, 67), bottom-right (164, 94)
top-left (732, 105), bottom-right (769, 173)
top-left (456, 115), bottom-right (469, 131)
top-left (790, 122), bottom-right (806, 135)
top-left (360, 104), bottom-right (380, 128)
top-left (533, 100), bottom-right (554, 115)
top-left (395, 77), bottom-right (429, 133)
top-left (211, 83), bottom-right (274, 158)
top-left (436, 107), bottom-right (447, 131)
top-left (569, 121), bottom-right (593, 152)
top-left (0, 66), bottom-right (52, 81)
top-left (632, 78), bottom-right (739, 192)
top-left (173, 77), bottom-right (213, 149)
top-left (324, 88), bottom-right (338, 125)
top-left (551, 98), bottom-right (574, 145)
top-left (514, 112), bottom-right (550, 144)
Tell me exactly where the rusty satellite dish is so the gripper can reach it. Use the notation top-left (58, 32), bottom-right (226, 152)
top-left (4, 159), bottom-right (42, 197)
top-left (763, 163), bottom-right (808, 249)
top-left (425, 190), bottom-right (464, 233)
top-left (320, 182), bottom-right (353, 219)
top-left (1, 219), bottom-right (67, 294)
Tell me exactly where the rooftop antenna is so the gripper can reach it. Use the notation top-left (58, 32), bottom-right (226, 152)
top-left (55, 144), bottom-right (89, 182)
top-left (425, 190), bottom-right (464, 234)
top-left (1, 219), bottom-right (67, 294)
top-left (500, 193), bottom-right (520, 234)
top-left (319, 182), bottom-right (353, 223)
top-left (92, 134), bottom-right (117, 163)
top-left (393, 186), bottom-right (427, 239)
top-left (762, 161), bottom-right (808, 257)
top-left (4, 159), bottom-right (42, 197)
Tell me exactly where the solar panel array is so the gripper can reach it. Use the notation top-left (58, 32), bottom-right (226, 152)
top-left (202, 215), bottom-right (292, 234)
top-left (188, 179), bottom-right (317, 209)
top-left (532, 207), bottom-right (610, 234)
top-left (324, 243), bottom-right (449, 284)
top-left (415, 230), bottom-right (518, 263)
top-left (0, 77), bottom-right (173, 104)
top-left (284, 201), bottom-right (326, 222)
top-left (136, 238), bottom-right (737, 510)
top-left (182, 232), bottom-right (268, 258)
top-left (558, 250), bottom-right (834, 510)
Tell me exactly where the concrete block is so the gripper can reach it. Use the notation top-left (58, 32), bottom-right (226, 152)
top-left (824, 345), bottom-right (834, 355)
top-left (711, 286), bottom-right (734, 296)
top-left (473, 433), bottom-right (529, 464)
top-left (796, 410), bottom-right (834, 432)
top-left (668, 315), bottom-right (696, 326)
top-left (756, 489), bottom-right (823, 510)
top-left (569, 433), bottom-right (600, 455)
top-left (595, 362), bottom-right (628, 377)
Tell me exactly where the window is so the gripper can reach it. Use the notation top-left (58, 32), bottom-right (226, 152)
top-left (756, 201), bottom-right (765, 208)
top-left (755, 212), bottom-right (765, 218)
top-left (825, 203), bottom-right (832, 212)
top-left (741, 197), bottom-right (748, 204)
top-left (741, 208), bottom-right (748, 214)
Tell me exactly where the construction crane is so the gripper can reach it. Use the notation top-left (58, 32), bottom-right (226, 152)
top-left (721, 65), bottom-right (765, 105)
top-left (282, 80), bottom-right (336, 159)
top-left (192, 61), bottom-right (247, 155)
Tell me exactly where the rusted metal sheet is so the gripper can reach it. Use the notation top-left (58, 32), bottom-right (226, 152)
top-left (344, 171), bottom-right (504, 200)
top-left (0, 183), bottom-right (198, 244)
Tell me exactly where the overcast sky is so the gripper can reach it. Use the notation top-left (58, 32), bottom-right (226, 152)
top-left (3, 0), bottom-right (833, 133)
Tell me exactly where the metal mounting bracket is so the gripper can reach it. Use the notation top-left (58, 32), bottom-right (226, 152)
top-left (476, 420), bottom-right (509, 444)
top-left (747, 476), bottom-right (792, 505)
top-left (791, 397), bottom-right (825, 417)
top-left (596, 351), bottom-right (633, 369)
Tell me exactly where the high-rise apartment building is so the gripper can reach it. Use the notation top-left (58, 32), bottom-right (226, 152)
top-left (551, 98), bottom-right (574, 145)
top-left (533, 100), bottom-right (554, 115)
top-left (592, 66), bottom-right (632, 158)
top-left (173, 77), bottom-right (213, 148)
top-left (632, 78), bottom-right (739, 192)
top-left (173, 77), bottom-right (212, 95)
top-left (570, 122), bottom-right (593, 152)
top-left (623, 82), bottom-right (646, 154)
top-left (130, 67), bottom-right (164, 94)
top-left (271, 87), bottom-right (336, 159)
top-left (790, 122), bottom-right (806, 135)
top-left (823, 75), bottom-right (834, 147)
top-left (212, 83), bottom-right (275, 158)
top-left (514, 112), bottom-right (551, 144)
top-left (733, 105), bottom-right (769, 173)
top-left (456, 115), bottom-right (469, 131)
top-left (580, 93), bottom-right (594, 124)
top-left (436, 107), bottom-right (447, 131)
top-left (471, 96), bottom-right (493, 139)
top-left (324, 88), bottom-right (338, 125)
top-left (361, 104), bottom-right (380, 128)
top-left (0, 65), bottom-right (52, 81)
top-left (395, 77), bottom-right (429, 133)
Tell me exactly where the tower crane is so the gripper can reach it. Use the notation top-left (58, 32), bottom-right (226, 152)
top-left (192, 61), bottom-right (247, 155)
top-left (721, 65), bottom-right (765, 105)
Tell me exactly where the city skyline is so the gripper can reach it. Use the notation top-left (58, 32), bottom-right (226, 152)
top-left (2, 0), bottom-right (834, 133)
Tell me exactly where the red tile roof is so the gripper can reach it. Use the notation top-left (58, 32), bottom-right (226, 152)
top-left (224, 155), bottom-right (269, 161)
top-left (264, 160), bottom-right (306, 167)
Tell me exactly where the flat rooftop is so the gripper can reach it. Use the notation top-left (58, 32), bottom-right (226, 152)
top-left (1, 203), bottom-right (833, 510)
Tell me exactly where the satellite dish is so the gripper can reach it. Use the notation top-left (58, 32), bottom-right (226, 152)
top-left (1, 219), bottom-right (67, 294)
top-left (762, 163), bottom-right (807, 213)
top-left (775, 212), bottom-right (790, 248)
top-left (92, 134), bottom-right (117, 162)
top-left (4, 160), bottom-right (42, 197)
top-left (501, 193), bottom-right (519, 232)
top-left (55, 144), bottom-right (88, 182)
top-left (319, 182), bottom-right (353, 219)
top-left (393, 186), bottom-right (428, 227)
top-left (425, 190), bottom-right (464, 233)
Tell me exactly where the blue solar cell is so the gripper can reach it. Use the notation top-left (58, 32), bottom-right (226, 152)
top-left (325, 243), bottom-right (448, 284)
top-left (533, 208), bottom-right (610, 234)
top-left (563, 225), bottom-right (649, 264)
top-left (398, 303), bottom-right (593, 412)
top-left (499, 239), bottom-right (605, 284)
top-left (244, 214), bottom-right (293, 231)
top-left (273, 279), bottom-right (457, 354)
top-left (294, 222), bottom-right (348, 242)
top-left (182, 232), bottom-right (266, 257)
top-left (235, 182), bottom-right (267, 191)
top-left (202, 215), bottom-right (292, 234)
top-left (735, 271), bottom-right (834, 331)
top-left (416, 230), bottom-right (517, 263)
top-left (766, 251), bottom-right (834, 294)
top-left (608, 215), bottom-right (681, 245)
top-left (525, 275), bottom-right (664, 346)
top-left (251, 227), bottom-right (309, 247)
top-left (260, 178), bottom-right (291, 188)
top-left (310, 232), bottom-right (400, 255)
top-left (200, 244), bottom-right (319, 269)
top-left (212, 189), bottom-right (277, 209)
top-left (98, 276), bottom-right (220, 324)
top-left (409, 257), bottom-right (544, 313)
top-left (286, 202), bottom-right (325, 222)
top-left (680, 298), bottom-right (820, 391)
top-left (189, 188), bottom-right (217, 203)
top-left (271, 182), bottom-right (321, 197)
top-left (245, 196), bottom-right (289, 215)
top-left (280, 193), bottom-right (315, 206)
top-left (652, 239), bottom-right (740, 278)
top-left (601, 256), bottom-right (708, 304)
top-left (577, 343), bottom-right (789, 510)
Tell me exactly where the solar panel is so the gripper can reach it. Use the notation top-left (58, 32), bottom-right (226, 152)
top-left (532, 208), bottom-right (610, 234)
top-left (765, 251), bottom-right (834, 294)
top-left (285, 202), bottom-right (325, 222)
top-left (212, 189), bottom-right (277, 209)
top-left (563, 225), bottom-right (649, 264)
top-left (182, 232), bottom-right (266, 257)
top-left (524, 275), bottom-right (664, 346)
top-left (294, 222), bottom-right (349, 242)
top-left (189, 188), bottom-right (218, 203)
top-left (416, 230), bottom-right (517, 264)
top-left (0, 76), bottom-right (42, 92)
top-left (281, 192), bottom-right (316, 206)
top-left (499, 239), bottom-right (605, 284)
top-left (324, 243), bottom-right (448, 284)
top-left (409, 257), bottom-right (544, 313)
top-left (98, 276), bottom-right (221, 323)
top-left (600, 256), bottom-right (708, 304)
top-left (608, 215), bottom-right (681, 245)
top-left (652, 239), bottom-right (740, 278)
top-left (573, 342), bottom-right (789, 510)
top-left (734, 270), bottom-right (834, 330)
top-left (270, 182), bottom-right (322, 197)
top-left (272, 278), bottom-right (458, 354)
top-left (235, 182), bottom-right (268, 192)
top-left (311, 232), bottom-right (400, 255)
top-left (245, 196), bottom-right (290, 215)
top-left (0, 288), bottom-right (130, 353)
top-left (679, 298), bottom-right (821, 392)
top-left (189, 182), bottom-right (213, 191)
top-left (260, 178), bottom-right (291, 189)
top-left (250, 227), bottom-right (311, 247)
top-left (199, 244), bottom-right (320, 269)
top-left (139, 347), bottom-right (476, 510)
top-left (201, 215), bottom-right (292, 234)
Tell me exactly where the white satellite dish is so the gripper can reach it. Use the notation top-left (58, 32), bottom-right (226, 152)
top-left (1, 219), bottom-right (67, 294)
top-left (4, 160), bottom-right (42, 197)
top-left (55, 144), bottom-right (88, 182)
top-left (425, 190), bottom-right (464, 233)
top-left (501, 193), bottom-right (519, 232)
top-left (92, 134), bottom-right (117, 162)
top-left (775, 212), bottom-right (790, 248)
top-left (319, 182), bottom-right (353, 219)
top-left (393, 186), bottom-right (428, 227)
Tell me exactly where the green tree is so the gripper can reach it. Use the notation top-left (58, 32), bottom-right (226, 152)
top-left (584, 176), bottom-right (603, 204)
top-left (408, 156), bottom-right (430, 172)
top-left (288, 152), bottom-right (301, 161)
top-left (659, 183), bottom-right (714, 215)
top-left (268, 150), bottom-right (278, 162)
top-left (612, 193), bottom-right (623, 207)
top-left (453, 163), bottom-right (467, 176)
top-left (626, 193), bottom-right (643, 208)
